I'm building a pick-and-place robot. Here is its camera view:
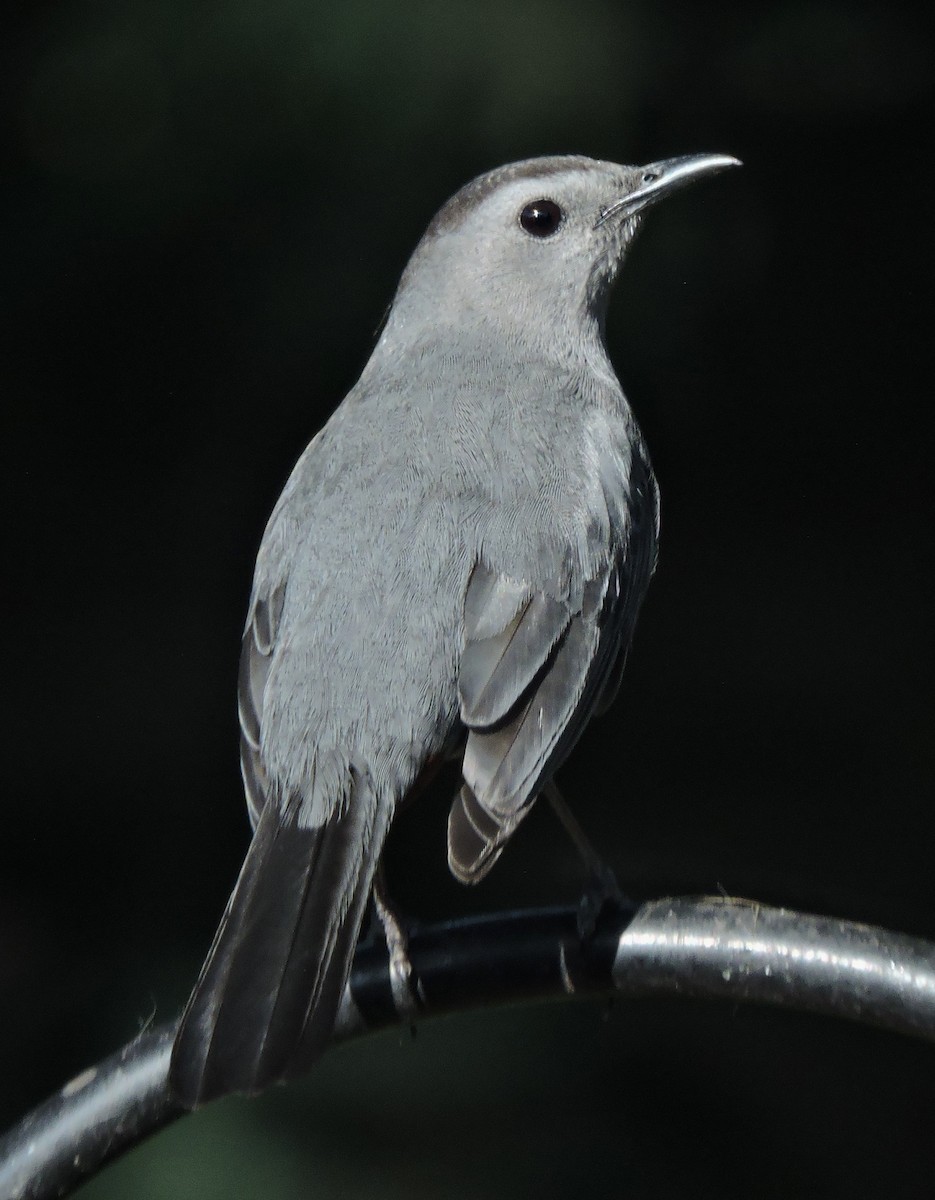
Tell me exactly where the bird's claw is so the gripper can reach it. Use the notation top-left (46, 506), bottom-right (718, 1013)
top-left (576, 863), bottom-right (634, 940)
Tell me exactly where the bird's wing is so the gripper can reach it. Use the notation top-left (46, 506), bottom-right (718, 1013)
top-left (237, 581), bottom-right (286, 829)
top-left (593, 463), bottom-right (660, 716)
top-left (449, 455), bottom-right (658, 883)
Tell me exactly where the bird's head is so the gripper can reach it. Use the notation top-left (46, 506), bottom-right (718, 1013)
top-left (382, 153), bottom-right (740, 356)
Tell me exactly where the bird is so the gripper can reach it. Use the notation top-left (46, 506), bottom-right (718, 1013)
top-left (169, 151), bottom-right (740, 1107)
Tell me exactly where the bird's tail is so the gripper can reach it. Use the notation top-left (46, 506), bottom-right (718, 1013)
top-left (170, 776), bottom-right (391, 1107)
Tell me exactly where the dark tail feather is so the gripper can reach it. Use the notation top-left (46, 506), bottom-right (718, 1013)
top-left (170, 779), bottom-right (390, 1107)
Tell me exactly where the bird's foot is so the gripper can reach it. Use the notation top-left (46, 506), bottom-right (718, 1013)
top-left (577, 860), bottom-right (634, 940)
top-left (542, 780), bottom-right (635, 937)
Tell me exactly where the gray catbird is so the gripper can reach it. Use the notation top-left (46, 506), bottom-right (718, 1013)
top-left (170, 152), bottom-right (739, 1107)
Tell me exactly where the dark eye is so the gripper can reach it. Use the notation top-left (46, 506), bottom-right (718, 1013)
top-left (641, 170), bottom-right (660, 184)
top-left (519, 199), bottom-right (563, 237)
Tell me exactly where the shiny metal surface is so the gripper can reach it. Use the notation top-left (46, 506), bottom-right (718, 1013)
top-left (0, 1026), bottom-right (178, 1200)
top-left (614, 897), bottom-right (935, 1038)
top-left (5, 896), bottom-right (935, 1198)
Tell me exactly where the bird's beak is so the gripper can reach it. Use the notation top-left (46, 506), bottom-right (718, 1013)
top-left (595, 154), bottom-right (742, 228)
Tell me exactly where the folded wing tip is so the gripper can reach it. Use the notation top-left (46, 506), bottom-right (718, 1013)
top-left (447, 782), bottom-right (508, 884)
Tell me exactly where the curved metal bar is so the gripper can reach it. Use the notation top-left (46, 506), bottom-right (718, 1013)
top-left (3, 896), bottom-right (935, 1199)
top-left (0, 1025), bottom-right (180, 1200)
top-left (613, 897), bottom-right (935, 1039)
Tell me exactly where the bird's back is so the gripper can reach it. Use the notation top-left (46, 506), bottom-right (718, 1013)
top-left (253, 343), bottom-right (647, 816)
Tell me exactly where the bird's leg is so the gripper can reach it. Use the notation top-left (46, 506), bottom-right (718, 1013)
top-left (542, 780), bottom-right (634, 938)
top-left (372, 861), bottom-right (409, 971)
top-left (371, 862), bottom-right (420, 1021)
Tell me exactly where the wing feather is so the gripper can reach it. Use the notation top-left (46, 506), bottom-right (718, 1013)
top-left (238, 582), bottom-right (286, 829)
top-left (449, 454), bottom-right (658, 883)
top-left (459, 564), bottom-right (571, 729)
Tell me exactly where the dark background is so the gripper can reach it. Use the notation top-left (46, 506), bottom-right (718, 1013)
top-left (3, 0), bottom-right (934, 1196)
